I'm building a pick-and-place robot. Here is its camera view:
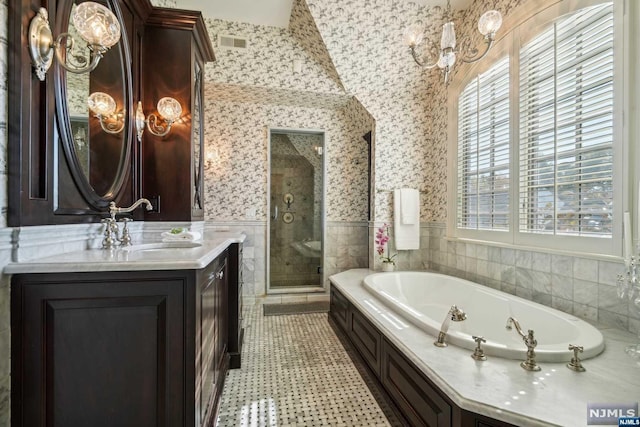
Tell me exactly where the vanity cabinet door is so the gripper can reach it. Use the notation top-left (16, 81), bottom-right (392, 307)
top-left (228, 242), bottom-right (244, 368)
top-left (199, 250), bottom-right (229, 427)
top-left (11, 270), bottom-right (194, 427)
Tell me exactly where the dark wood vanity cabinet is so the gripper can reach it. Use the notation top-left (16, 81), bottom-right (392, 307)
top-left (11, 250), bottom-right (230, 427)
top-left (141, 9), bottom-right (215, 222)
top-left (227, 243), bottom-right (244, 368)
top-left (9, 0), bottom-right (214, 226)
top-left (329, 285), bottom-right (517, 427)
top-left (198, 253), bottom-right (229, 426)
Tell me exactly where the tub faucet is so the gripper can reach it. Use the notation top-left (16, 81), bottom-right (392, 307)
top-left (102, 198), bottom-right (153, 249)
top-left (434, 305), bottom-right (467, 347)
top-left (506, 316), bottom-right (541, 371)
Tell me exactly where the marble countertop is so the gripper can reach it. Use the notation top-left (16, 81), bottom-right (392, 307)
top-left (3, 232), bottom-right (246, 274)
top-left (330, 269), bottom-right (640, 427)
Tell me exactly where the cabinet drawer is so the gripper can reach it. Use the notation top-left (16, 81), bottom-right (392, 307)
top-left (381, 339), bottom-right (452, 427)
top-left (349, 308), bottom-right (382, 376)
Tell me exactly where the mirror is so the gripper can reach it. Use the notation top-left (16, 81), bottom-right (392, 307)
top-left (56, 0), bottom-right (132, 206)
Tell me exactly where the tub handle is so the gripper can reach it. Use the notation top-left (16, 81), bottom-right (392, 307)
top-left (567, 344), bottom-right (586, 372)
top-left (471, 336), bottom-right (487, 361)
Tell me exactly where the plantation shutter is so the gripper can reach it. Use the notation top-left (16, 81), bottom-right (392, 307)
top-left (518, 3), bottom-right (614, 237)
top-left (457, 56), bottom-right (510, 231)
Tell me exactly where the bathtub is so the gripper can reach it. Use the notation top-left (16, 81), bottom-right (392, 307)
top-left (362, 271), bottom-right (605, 362)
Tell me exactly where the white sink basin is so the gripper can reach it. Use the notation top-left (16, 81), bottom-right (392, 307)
top-left (122, 242), bottom-right (203, 252)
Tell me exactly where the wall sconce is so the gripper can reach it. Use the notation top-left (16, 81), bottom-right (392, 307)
top-left (87, 92), bottom-right (124, 134)
top-left (135, 98), bottom-right (182, 141)
top-left (314, 146), bottom-right (323, 156)
top-left (28, 2), bottom-right (121, 81)
top-left (403, 0), bottom-right (502, 84)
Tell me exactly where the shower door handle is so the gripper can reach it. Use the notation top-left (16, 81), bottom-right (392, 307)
top-left (272, 205), bottom-right (278, 220)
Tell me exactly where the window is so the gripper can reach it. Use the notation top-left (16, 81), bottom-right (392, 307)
top-left (457, 57), bottom-right (510, 231)
top-left (454, 2), bottom-right (618, 252)
top-left (519, 3), bottom-right (614, 237)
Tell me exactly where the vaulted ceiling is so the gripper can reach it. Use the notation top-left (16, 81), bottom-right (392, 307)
top-left (174, 0), bottom-right (474, 28)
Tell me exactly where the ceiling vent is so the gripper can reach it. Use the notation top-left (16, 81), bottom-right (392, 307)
top-left (218, 35), bottom-right (248, 50)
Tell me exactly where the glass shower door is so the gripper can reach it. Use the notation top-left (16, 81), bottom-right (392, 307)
top-left (268, 130), bottom-right (324, 290)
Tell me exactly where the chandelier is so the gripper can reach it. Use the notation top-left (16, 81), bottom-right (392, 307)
top-left (403, 0), bottom-right (502, 84)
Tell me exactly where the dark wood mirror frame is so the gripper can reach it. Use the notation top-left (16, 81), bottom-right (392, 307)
top-left (56, 0), bottom-right (133, 207)
top-left (8, 0), bottom-right (154, 226)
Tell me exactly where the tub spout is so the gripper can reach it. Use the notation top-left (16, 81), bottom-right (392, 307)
top-left (506, 316), bottom-right (541, 371)
top-left (506, 316), bottom-right (526, 338)
top-left (434, 305), bottom-right (467, 347)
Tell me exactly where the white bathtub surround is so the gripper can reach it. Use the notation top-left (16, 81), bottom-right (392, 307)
top-left (363, 271), bottom-right (604, 362)
top-left (425, 223), bottom-right (637, 334)
top-left (393, 188), bottom-right (420, 250)
top-left (331, 269), bottom-right (640, 427)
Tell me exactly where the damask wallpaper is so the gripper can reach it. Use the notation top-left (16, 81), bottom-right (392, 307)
top-left (205, 17), bottom-right (344, 96)
top-left (199, 0), bottom-right (446, 222)
top-left (202, 99), bottom-right (372, 222)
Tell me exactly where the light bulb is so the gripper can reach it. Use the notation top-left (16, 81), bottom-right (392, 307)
top-left (72, 2), bottom-right (121, 48)
top-left (157, 97), bottom-right (182, 122)
top-left (87, 92), bottom-right (116, 116)
top-left (478, 10), bottom-right (503, 36)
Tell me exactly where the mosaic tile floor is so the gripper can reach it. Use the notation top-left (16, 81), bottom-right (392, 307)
top-left (215, 304), bottom-right (402, 427)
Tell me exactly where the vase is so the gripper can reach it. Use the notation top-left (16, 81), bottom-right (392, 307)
top-left (381, 261), bottom-right (395, 272)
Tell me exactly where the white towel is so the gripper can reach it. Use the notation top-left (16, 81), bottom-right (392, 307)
top-left (161, 230), bottom-right (202, 242)
top-left (399, 188), bottom-right (419, 225)
top-left (394, 189), bottom-right (420, 250)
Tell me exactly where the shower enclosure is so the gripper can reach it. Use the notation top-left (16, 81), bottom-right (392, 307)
top-left (267, 129), bottom-right (325, 292)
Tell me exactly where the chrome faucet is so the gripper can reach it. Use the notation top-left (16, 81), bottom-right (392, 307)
top-left (102, 198), bottom-right (153, 249)
top-left (109, 198), bottom-right (153, 218)
top-left (434, 305), bottom-right (467, 347)
top-left (506, 316), bottom-right (541, 371)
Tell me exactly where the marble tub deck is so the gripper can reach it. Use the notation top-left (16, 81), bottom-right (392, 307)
top-left (330, 269), bottom-right (640, 427)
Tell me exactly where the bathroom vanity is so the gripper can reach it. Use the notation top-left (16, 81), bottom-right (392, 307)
top-left (7, 234), bottom-right (244, 427)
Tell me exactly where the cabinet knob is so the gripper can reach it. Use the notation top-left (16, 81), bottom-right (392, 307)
top-left (216, 270), bottom-right (224, 280)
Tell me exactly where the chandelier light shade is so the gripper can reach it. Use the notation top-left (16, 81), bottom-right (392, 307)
top-left (87, 92), bottom-right (124, 134)
top-left (478, 10), bottom-right (503, 36)
top-left (404, 0), bottom-right (502, 84)
top-left (440, 22), bottom-right (456, 50)
top-left (402, 25), bottom-right (425, 47)
top-left (136, 97), bottom-right (183, 140)
top-left (28, 2), bottom-right (121, 80)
